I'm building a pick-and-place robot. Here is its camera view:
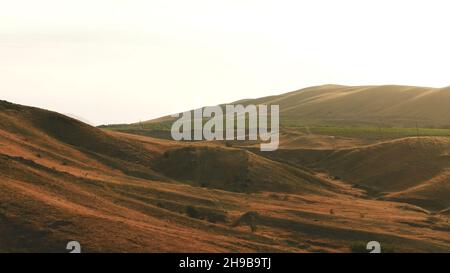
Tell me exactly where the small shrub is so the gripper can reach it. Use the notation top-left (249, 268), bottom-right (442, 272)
top-left (186, 206), bottom-right (202, 219)
top-left (269, 193), bottom-right (280, 200)
top-left (186, 206), bottom-right (228, 223)
top-left (185, 205), bottom-right (228, 223)
top-left (233, 211), bottom-right (259, 232)
top-left (426, 215), bottom-right (439, 224)
top-left (205, 210), bottom-right (227, 223)
top-left (350, 241), bottom-right (368, 253)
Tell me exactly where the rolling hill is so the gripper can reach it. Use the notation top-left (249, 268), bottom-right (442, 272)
top-left (1, 91), bottom-right (450, 253)
top-left (235, 85), bottom-right (450, 128)
top-left (259, 137), bottom-right (450, 212)
top-left (108, 85), bottom-right (450, 129)
top-left (101, 85), bottom-right (450, 142)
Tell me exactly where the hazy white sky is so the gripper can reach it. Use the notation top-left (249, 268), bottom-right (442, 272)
top-left (1, 0), bottom-right (449, 125)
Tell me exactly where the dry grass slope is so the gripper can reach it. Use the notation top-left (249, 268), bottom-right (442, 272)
top-left (1, 99), bottom-right (449, 253)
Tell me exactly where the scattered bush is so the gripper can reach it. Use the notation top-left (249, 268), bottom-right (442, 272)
top-left (205, 210), bottom-right (228, 223)
top-left (426, 215), bottom-right (440, 224)
top-left (233, 211), bottom-right (259, 232)
top-left (349, 241), bottom-right (368, 253)
top-left (269, 193), bottom-right (281, 200)
top-left (186, 206), bottom-right (201, 219)
top-left (185, 205), bottom-right (228, 223)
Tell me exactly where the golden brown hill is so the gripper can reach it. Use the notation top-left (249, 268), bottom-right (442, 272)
top-left (263, 137), bottom-right (450, 211)
top-left (0, 100), bottom-right (339, 195)
top-left (136, 85), bottom-right (450, 129)
top-left (4, 103), bottom-right (173, 183)
top-left (1, 100), bottom-right (449, 253)
top-left (236, 85), bottom-right (450, 128)
top-left (154, 145), bottom-right (340, 194)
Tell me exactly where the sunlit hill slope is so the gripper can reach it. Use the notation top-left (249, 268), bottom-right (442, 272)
top-left (1, 87), bottom-right (450, 252)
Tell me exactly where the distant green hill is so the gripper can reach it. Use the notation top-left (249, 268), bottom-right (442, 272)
top-left (100, 85), bottom-right (450, 139)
